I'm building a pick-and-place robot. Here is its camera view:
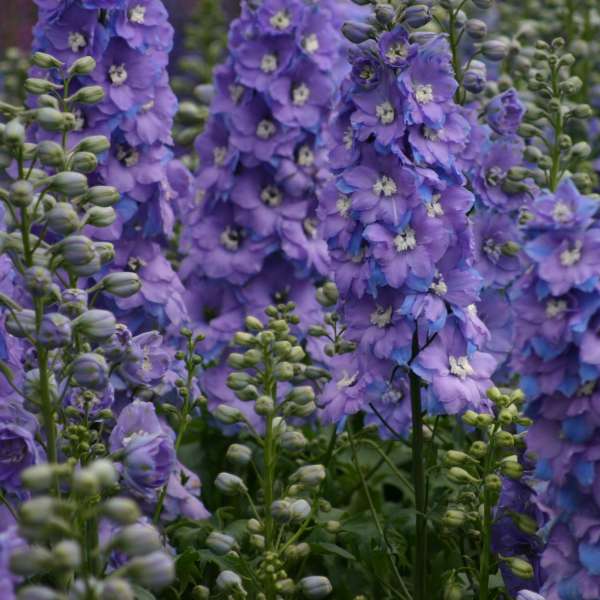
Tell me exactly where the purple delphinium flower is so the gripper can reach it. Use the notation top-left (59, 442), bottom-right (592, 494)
top-left (0, 524), bottom-right (25, 600)
top-left (486, 88), bottom-right (526, 136)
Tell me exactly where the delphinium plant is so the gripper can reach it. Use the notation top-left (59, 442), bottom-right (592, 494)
top-left (31, 0), bottom-right (189, 334)
top-left (0, 48), bottom-right (29, 107)
top-left (0, 50), bottom-right (189, 598)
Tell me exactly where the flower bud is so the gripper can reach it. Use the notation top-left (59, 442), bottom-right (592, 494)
top-left (461, 410), bottom-right (479, 426)
top-left (279, 430), bottom-right (307, 453)
top-left (47, 202), bottom-right (80, 235)
top-left (245, 315), bottom-right (263, 331)
top-left (500, 460), bottom-right (523, 479)
top-left (247, 518), bottom-right (262, 533)
top-left (102, 497), bottom-right (142, 525)
top-left (236, 384), bottom-right (259, 401)
top-left (24, 267), bottom-right (53, 299)
top-left (442, 509), bottom-right (466, 528)
top-left (9, 180), bottom-right (34, 207)
top-left (16, 585), bottom-right (61, 600)
top-left (482, 40), bottom-right (508, 61)
top-left (4, 118), bottom-right (25, 145)
top-left (375, 4), bottom-right (395, 25)
top-left (25, 78), bottom-right (61, 95)
top-left (94, 241), bottom-right (114, 264)
top-left (234, 331), bottom-right (255, 346)
top-left (36, 107), bottom-right (65, 131)
top-left (285, 542), bottom-right (311, 561)
top-left (403, 5), bottom-right (431, 28)
top-left (50, 171), bottom-right (88, 196)
top-left (126, 551), bottom-right (175, 591)
top-left (69, 56), bottom-right (97, 76)
top-left (73, 309), bottom-right (116, 340)
top-left (255, 395), bottom-right (275, 415)
top-left (273, 340), bottom-right (292, 358)
top-left (445, 451), bottom-right (475, 466)
top-left (271, 499), bottom-right (291, 522)
top-left (214, 404), bottom-right (243, 424)
top-left (20, 497), bottom-right (56, 526)
top-left (116, 524), bottom-right (162, 556)
top-left (291, 464), bottom-right (326, 487)
top-left (227, 372), bottom-right (252, 390)
top-left (89, 459), bottom-right (118, 488)
top-left (273, 416), bottom-right (287, 435)
top-left (290, 499), bottom-right (311, 521)
top-left (37, 140), bottom-right (65, 167)
top-left (286, 385), bottom-right (315, 405)
top-left (72, 352), bottom-right (109, 390)
top-left (83, 185), bottom-right (120, 207)
top-left (85, 206), bottom-right (116, 227)
top-left (469, 440), bottom-right (488, 458)
top-left (216, 570), bottom-right (244, 593)
top-left (273, 362), bottom-right (294, 381)
top-left (32, 52), bottom-right (63, 69)
top-left (20, 464), bottom-right (55, 491)
top-left (5, 309), bottom-right (36, 338)
top-left (58, 235), bottom-right (95, 265)
top-left (206, 531), bottom-right (238, 555)
top-left (226, 443), bottom-right (252, 466)
top-left (215, 472), bottom-right (247, 495)
top-left (503, 556), bottom-right (534, 579)
top-left (276, 579), bottom-right (296, 594)
top-left (61, 288), bottom-right (88, 317)
top-left (70, 85), bottom-right (105, 104)
top-left (511, 512), bottom-right (538, 535)
top-left (484, 473), bottom-right (502, 493)
top-left (191, 585), bottom-right (210, 600)
top-left (101, 578), bottom-right (135, 600)
top-left (342, 22), bottom-right (375, 44)
top-left (38, 312), bottom-right (72, 348)
top-left (463, 68), bottom-right (486, 94)
top-left (10, 546), bottom-right (53, 576)
top-left (476, 413), bottom-right (494, 427)
top-left (227, 353), bottom-right (246, 369)
top-left (53, 540), bottom-right (81, 570)
top-left (299, 576), bottom-right (333, 599)
top-left (98, 272), bottom-right (141, 298)
top-left (570, 141), bottom-right (591, 160)
top-left (447, 467), bottom-right (479, 485)
top-left (69, 151), bottom-right (98, 174)
top-left (494, 430), bottom-right (514, 447)
top-left (465, 19), bottom-right (487, 41)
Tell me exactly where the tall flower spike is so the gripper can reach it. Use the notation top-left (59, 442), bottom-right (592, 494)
top-left (178, 0), bottom-right (348, 415)
top-left (32, 0), bottom-right (188, 332)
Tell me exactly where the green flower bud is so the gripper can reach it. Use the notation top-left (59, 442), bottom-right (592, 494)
top-left (20, 497), bottom-right (56, 526)
top-left (101, 578), bottom-right (135, 600)
top-left (273, 340), bottom-right (292, 357)
top-left (498, 408), bottom-right (513, 425)
top-left (447, 467), bottom-right (479, 485)
top-left (484, 473), bottom-right (502, 493)
top-left (70, 85), bottom-right (105, 104)
top-left (50, 171), bottom-right (88, 196)
top-left (443, 582), bottom-right (463, 600)
top-left (291, 464), bottom-right (326, 487)
top-left (476, 413), bottom-right (494, 427)
top-left (288, 346), bottom-right (306, 362)
top-left (243, 348), bottom-right (262, 366)
top-left (69, 56), bottom-right (97, 76)
top-left (227, 353), bottom-right (246, 369)
top-left (10, 546), bottom-right (53, 576)
top-left (276, 579), bottom-right (296, 594)
top-left (442, 509), bottom-right (466, 528)
top-left (462, 410), bottom-right (479, 426)
top-left (226, 443), bottom-right (252, 466)
top-left (75, 135), bottom-right (110, 155)
top-left (465, 18), bottom-right (487, 41)
top-left (22, 267), bottom-right (52, 297)
top-left (17, 585), bottom-right (62, 600)
top-left (271, 499), bottom-right (291, 522)
top-left (215, 472), bottom-right (247, 495)
top-left (83, 185), bottom-right (120, 207)
top-left (37, 140), bottom-right (65, 167)
top-left (299, 576), bottom-right (333, 599)
top-left (234, 331), bottom-right (255, 346)
top-left (255, 395), bottom-right (275, 415)
top-left (85, 206), bottom-right (116, 227)
top-left (257, 330), bottom-right (275, 344)
top-left (88, 459), bottom-right (118, 489)
top-left (116, 524), bottom-right (162, 556)
top-left (482, 40), bottom-right (508, 61)
top-left (102, 497), bottom-right (141, 525)
top-left (70, 151), bottom-right (98, 173)
top-left (72, 468), bottom-right (100, 496)
top-left (216, 570), bottom-right (244, 593)
top-left (286, 401), bottom-right (317, 417)
top-left (245, 315), bottom-right (264, 331)
top-left (445, 451), bottom-right (473, 466)
top-left (227, 371), bottom-right (253, 390)
top-left (325, 520), bottom-right (341, 534)
top-left (247, 518), bottom-right (262, 533)
top-left (500, 460), bottom-right (524, 479)
top-left (290, 499), bottom-right (311, 521)
top-left (126, 551), bottom-right (175, 591)
top-left (32, 52), bottom-right (63, 69)
top-left (20, 464), bottom-right (56, 491)
top-left (570, 141), bottom-right (592, 160)
top-left (286, 385), bottom-right (315, 406)
top-left (73, 309), bottom-right (116, 340)
top-left (523, 146), bottom-right (543, 163)
top-left (559, 76), bottom-right (583, 96)
top-left (52, 540), bottom-right (82, 570)
top-left (5, 309), bottom-right (36, 338)
top-left (273, 361), bottom-right (294, 381)
top-left (285, 542), bottom-right (311, 561)
top-left (494, 430), bottom-right (514, 447)
top-left (279, 430), bottom-right (308, 453)
top-left (510, 512), bottom-right (538, 535)
top-left (571, 104), bottom-right (593, 119)
top-left (9, 180), bottom-right (34, 208)
top-left (100, 272), bottom-right (141, 298)
top-left (38, 94), bottom-right (60, 109)
top-left (191, 585), bottom-right (210, 600)
top-left (214, 404), bottom-right (243, 424)
top-left (36, 107), bottom-right (65, 132)
top-left (206, 531), bottom-right (238, 555)
top-left (4, 119), bottom-right (25, 146)
top-left (503, 556), bottom-right (534, 579)
top-left (47, 202), bottom-right (80, 235)
top-left (308, 325), bottom-right (328, 337)
top-left (25, 78), bottom-right (62, 95)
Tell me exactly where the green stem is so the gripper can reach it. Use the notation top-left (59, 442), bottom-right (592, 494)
top-left (549, 65), bottom-right (563, 192)
top-left (410, 335), bottom-right (426, 600)
top-left (478, 491), bottom-right (493, 600)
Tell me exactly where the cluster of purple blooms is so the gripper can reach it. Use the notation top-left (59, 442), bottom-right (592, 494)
top-left (32, 0), bottom-right (188, 332)
top-left (511, 179), bottom-right (600, 600)
top-left (178, 0), bottom-right (350, 419)
top-left (318, 26), bottom-right (498, 433)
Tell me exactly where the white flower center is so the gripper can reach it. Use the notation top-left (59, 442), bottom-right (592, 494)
top-left (303, 218), bottom-right (318, 239)
top-left (359, 65), bottom-right (374, 83)
top-left (343, 127), bottom-right (353, 150)
top-left (426, 194), bottom-right (444, 217)
top-left (109, 64), bottom-right (128, 86)
top-left (220, 226), bottom-right (241, 251)
top-left (483, 238), bottom-right (501, 262)
top-left (72, 108), bottom-right (85, 132)
top-left (68, 32), bottom-right (86, 53)
top-left (394, 227), bottom-right (417, 252)
top-left (370, 305), bottom-right (393, 328)
top-left (373, 175), bottom-right (397, 197)
top-left (486, 166), bottom-right (505, 187)
top-left (302, 33), bottom-right (319, 54)
top-left (122, 429), bottom-right (147, 446)
top-left (449, 355), bottom-right (474, 379)
top-left (336, 194), bottom-right (351, 218)
top-left (293, 83), bottom-right (310, 106)
top-left (142, 350), bottom-right (152, 372)
top-left (260, 185), bottom-right (283, 207)
top-left (129, 4), bottom-right (146, 23)
top-left (261, 53), bottom-right (278, 73)
top-left (336, 370), bottom-right (359, 390)
top-left (141, 99), bottom-right (154, 113)
top-left (560, 240), bottom-right (582, 267)
top-left (213, 146), bottom-right (227, 166)
top-left (386, 42), bottom-right (408, 64)
top-left (229, 84), bottom-right (244, 104)
top-left (128, 256), bottom-right (147, 270)
top-left (297, 145), bottom-right (314, 167)
top-left (423, 126), bottom-right (439, 141)
top-left (467, 304), bottom-right (478, 317)
top-left (256, 119), bottom-right (277, 139)
top-left (552, 201), bottom-right (573, 224)
top-left (545, 298), bottom-right (567, 318)
top-left (117, 146), bottom-right (139, 167)
top-left (430, 272), bottom-right (447, 296)
top-left (270, 10), bottom-right (291, 30)
top-left (376, 101), bottom-right (395, 125)
top-left (415, 84), bottom-right (434, 104)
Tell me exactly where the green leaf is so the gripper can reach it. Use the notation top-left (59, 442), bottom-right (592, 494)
top-left (132, 585), bottom-right (156, 600)
top-left (311, 542), bottom-right (357, 561)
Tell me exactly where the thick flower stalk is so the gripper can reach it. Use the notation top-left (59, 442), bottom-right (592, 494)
top-left (178, 0), bottom-right (348, 417)
top-left (32, 0), bottom-right (188, 332)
